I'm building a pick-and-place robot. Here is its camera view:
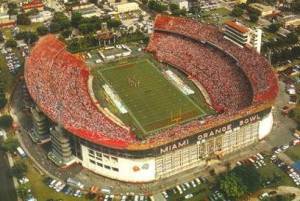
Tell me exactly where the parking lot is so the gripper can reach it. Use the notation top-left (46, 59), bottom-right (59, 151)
top-left (2, 47), bottom-right (23, 75)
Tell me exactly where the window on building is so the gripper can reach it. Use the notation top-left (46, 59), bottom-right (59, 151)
top-left (111, 157), bottom-right (118, 162)
top-left (112, 167), bottom-right (119, 172)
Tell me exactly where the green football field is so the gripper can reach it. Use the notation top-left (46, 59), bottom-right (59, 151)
top-left (94, 58), bottom-right (212, 138)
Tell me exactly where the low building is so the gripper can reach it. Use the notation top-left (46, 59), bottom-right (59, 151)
top-left (22, 0), bottom-right (44, 13)
top-left (236, 0), bottom-right (247, 4)
top-left (248, 3), bottom-right (276, 17)
top-left (29, 11), bottom-right (52, 23)
top-left (283, 15), bottom-right (300, 28)
top-left (108, 0), bottom-right (127, 4)
top-left (0, 13), bottom-right (16, 28)
top-left (72, 3), bottom-right (102, 18)
top-left (171, 0), bottom-right (189, 11)
top-left (224, 20), bottom-right (262, 53)
top-left (115, 2), bottom-right (139, 13)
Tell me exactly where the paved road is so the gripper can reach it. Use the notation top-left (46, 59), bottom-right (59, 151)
top-left (0, 144), bottom-right (17, 201)
top-left (250, 186), bottom-right (300, 201)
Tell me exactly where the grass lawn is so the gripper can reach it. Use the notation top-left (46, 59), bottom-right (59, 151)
top-left (285, 145), bottom-right (300, 162)
top-left (2, 22), bottom-right (43, 40)
top-left (202, 7), bottom-right (232, 24)
top-left (24, 160), bottom-right (89, 201)
top-left (95, 58), bottom-right (210, 137)
top-left (258, 163), bottom-right (295, 187)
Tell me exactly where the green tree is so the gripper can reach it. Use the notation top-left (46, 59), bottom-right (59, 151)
top-left (0, 97), bottom-right (7, 109)
top-left (7, 3), bottom-right (17, 16)
top-left (61, 29), bottom-right (72, 38)
top-left (5, 39), bottom-right (17, 48)
top-left (49, 12), bottom-right (71, 33)
top-left (78, 23), bottom-right (92, 34)
top-left (0, 31), bottom-right (4, 43)
top-left (249, 12), bottom-right (259, 22)
top-left (231, 6), bottom-right (244, 17)
top-left (219, 174), bottom-right (247, 200)
top-left (71, 12), bottom-right (83, 28)
top-left (23, 32), bottom-right (38, 44)
top-left (231, 165), bottom-right (261, 192)
top-left (15, 31), bottom-right (38, 44)
top-left (107, 19), bottom-right (121, 29)
top-left (0, 81), bottom-right (7, 109)
top-left (190, 5), bottom-right (201, 15)
top-left (148, 0), bottom-right (168, 12)
top-left (26, 8), bottom-right (39, 16)
top-left (17, 184), bottom-right (30, 200)
top-left (68, 39), bottom-right (80, 52)
top-left (286, 32), bottom-right (298, 44)
top-left (37, 26), bottom-right (49, 36)
top-left (169, 4), bottom-right (186, 16)
top-left (49, 22), bottom-right (61, 33)
top-left (11, 161), bottom-right (27, 179)
top-left (1, 137), bottom-right (19, 153)
top-left (292, 0), bottom-right (300, 13)
top-left (0, 115), bottom-right (13, 129)
top-left (268, 23), bottom-right (281, 33)
top-left (17, 14), bottom-right (31, 25)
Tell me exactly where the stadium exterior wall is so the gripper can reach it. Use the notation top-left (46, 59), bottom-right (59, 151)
top-left (77, 109), bottom-right (273, 182)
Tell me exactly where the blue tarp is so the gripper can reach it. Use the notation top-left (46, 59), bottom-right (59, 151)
top-left (292, 161), bottom-right (300, 173)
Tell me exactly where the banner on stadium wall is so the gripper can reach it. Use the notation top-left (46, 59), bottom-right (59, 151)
top-left (80, 108), bottom-right (271, 158)
top-left (158, 108), bottom-right (271, 155)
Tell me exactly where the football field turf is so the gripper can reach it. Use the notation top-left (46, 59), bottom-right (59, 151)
top-left (96, 58), bottom-right (210, 137)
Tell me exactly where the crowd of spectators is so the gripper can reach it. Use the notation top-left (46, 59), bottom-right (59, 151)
top-left (143, 15), bottom-right (278, 145)
top-left (150, 15), bottom-right (278, 104)
top-left (25, 35), bottom-right (135, 148)
top-left (24, 14), bottom-right (279, 149)
top-left (147, 31), bottom-right (252, 112)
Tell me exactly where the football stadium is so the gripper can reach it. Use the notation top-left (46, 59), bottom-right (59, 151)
top-left (24, 15), bottom-right (278, 182)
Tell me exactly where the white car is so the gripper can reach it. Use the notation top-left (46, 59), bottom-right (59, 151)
top-left (180, 184), bottom-right (187, 191)
top-left (49, 180), bottom-right (57, 188)
top-left (54, 181), bottom-right (62, 190)
top-left (195, 178), bottom-right (201, 184)
top-left (19, 177), bottom-right (29, 184)
top-left (184, 182), bottom-right (191, 189)
top-left (176, 185), bottom-right (183, 194)
top-left (185, 194), bottom-right (193, 199)
top-left (121, 195), bottom-right (127, 201)
top-left (275, 149), bottom-right (282, 154)
top-left (282, 145), bottom-right (289, 150)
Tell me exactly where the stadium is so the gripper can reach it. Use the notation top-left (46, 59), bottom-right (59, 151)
top-left (24, 15), bottom-right (278, 182)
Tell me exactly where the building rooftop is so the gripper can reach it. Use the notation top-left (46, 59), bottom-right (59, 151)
top-left (224, 20), bottom-right (250, 34)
